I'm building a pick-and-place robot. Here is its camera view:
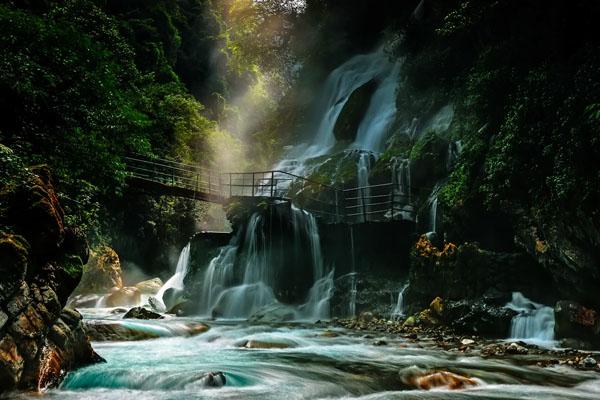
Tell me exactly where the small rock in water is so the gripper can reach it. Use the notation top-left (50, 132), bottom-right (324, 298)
top-left (241, 340), bottom-right (291, 349)
top-left (320, 330), bottom-right (339, 338)
top-left (582, 357), bottom-right (597, 369)
top-left (198, 371), bottom-right (226, 387)
top-left (400, 366), bottom-right (479, 390)
top-left (461, 338), bottom-right (475, 346)
top-left (373, 339), bottom-right (388, 346)
top-left (506, 342), bottom-right (528, 355)
top-left (123, 307), bottom-right (163, 320)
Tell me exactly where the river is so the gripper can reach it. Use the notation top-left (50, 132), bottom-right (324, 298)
top-left (13, 310), bottom-right (600, 400)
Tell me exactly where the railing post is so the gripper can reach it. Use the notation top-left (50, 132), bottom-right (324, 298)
top-left (252, 172), bottom-right (255, 197)
top-left (208, 173), bottom-right (212, 195)
top-left (270, 171), bottom-right (274, 198)
top-left (229, 173), bottom-right (232, 197)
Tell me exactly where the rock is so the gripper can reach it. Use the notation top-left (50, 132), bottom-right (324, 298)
top-left (68, 294), bottom-right (102, 308)
top-left (461, 338), bottom-right (475, 346)
top-left (333, 80), bottom-right (378, 141)
top-left (84, 321), bottom-right (209, 341)
top-left (104, 286), bottom-right (141, 308)
top-left (506, 342), bottom-right (528, 355)
top-left (430, 297), bottom-right (444, 317)
top-left (554, 300), bottom-right (600, 344)
top-left (134, 278), bottom-right (163, 294)
top-left (373, 339), bottom-right (388, 346)
top-left (359, 311), bottom-right (374, 323)
top-left (123, 307), bottom-right (163, 320)
top-left (0, 161), bottom-right (100, 392)
top-left (197, 371), bottom-right (226, 387)
top-left (400, 367), bottom-right (478, 390)
top-left (248, 304), bottom-right (296, 323)
top-left (320, 330), bottom-right (339, 338)
top-left (241, 340), bottom-right (292, 349)
top-left (75, 246), bottom-right (123, 295)
top-left (582, 357), bottom-right (597, 369)
top-left (148, 296), bottom-right (166, 313)
top-left (0, 335), bottom-right (23, 388)
top-left (443, 300), bottom-right (516, 337)
top-left (162, 288), bottom-right (183, 311)
top-left (403, 316), bottom-right (416, 327)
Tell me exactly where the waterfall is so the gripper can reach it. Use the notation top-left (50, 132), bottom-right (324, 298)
top-left (391, 282), bottom-right (409, 319)
top-left (356, 152), bottom-right (371, 221)
top-left (197, 244), bottom-right (237, 316)
top-left (273, 48), bottom-right (400, 179)
top-left (427, 183), bottom-right (443, 234)
top-left (353, 61), bottom-right (402, 153)
top-left (505, 292), bottom-right (555, 342)
top-left (197, 208), bottom-right (332, 320)
top-left (156, 243), bottom-right (191, 308)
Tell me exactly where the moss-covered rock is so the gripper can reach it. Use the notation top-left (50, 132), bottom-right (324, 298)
top-left (75, 246), bottom-right (123, 295)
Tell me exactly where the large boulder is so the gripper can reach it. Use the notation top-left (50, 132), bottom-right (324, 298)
top-left (123, 307), bottom-right (163, 320)
top-left (104, 286), bottom-right (141, 308)
top-left (134, 278), bottom-right (163, 295)
top-left (443, 299), bottom-right (517, 337)
top-left (75, 246), bottom-right (123, 295)
top-left (554, 300), bottom-right (600, 345)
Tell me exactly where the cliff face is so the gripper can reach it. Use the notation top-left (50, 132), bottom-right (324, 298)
top-left (0, 146), bottom-right (102, 392)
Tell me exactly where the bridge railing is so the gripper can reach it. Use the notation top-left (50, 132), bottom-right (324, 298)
top-left (124, 156), bottom-right (222, 197)
top-left (342, 182), bottom-right (415, 224)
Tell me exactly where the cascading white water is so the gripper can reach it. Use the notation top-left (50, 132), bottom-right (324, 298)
top-left (273, 48), bottom-right (401, 179)
top-left (156, 243), bottom-right (191, 308)
top-left (427, 183), bottom-right (444, 234)
top-left (505, 292), bottom-right (555, 342)
top-left (391, 282), bottom-right (409, 319)
top-left (197, 244), bottom-right (237, 316)
top-left (356, 152), bottom-right (371, 221)
top-left (353, 62), bottom-right (402, 153)
top-left (197, 208), bottom-right (332, 320)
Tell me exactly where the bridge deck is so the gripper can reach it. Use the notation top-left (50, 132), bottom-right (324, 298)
top-left (124, 155), bottom-right (417, 224)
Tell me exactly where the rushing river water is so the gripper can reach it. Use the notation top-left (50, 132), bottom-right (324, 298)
top-left (12, 310), bottom-right (600, 400)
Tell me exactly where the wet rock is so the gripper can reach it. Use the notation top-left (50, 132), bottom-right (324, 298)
top-left (333, 79), bottom-right (378, 141)
top-left (373, 339), bottom-right (388, 346)
top-left (359, 311), bottom-right (375, 323)
top-left (461, 338), bottom-right (475, 346)
top-left (0, 335), bottom-right (23, 388)
top-left (400, 366), bottom-right (478, 390)
top-left (162, 288), bottom-right (183, 311)
top-left (84, 321), bottom-right (161, 341)
top-left (0, 160), bottom-right (100, 392)
top-left (240, 340), bottom-right (292, 349)
top-left (582, 357), bottom-right (597, 369)
top-left (443, 300), bottom-right (516, 337)
top-left (197, 371), bottom-right (226, 387)
top-left (134, 278), bottom-right (163, 295)
top-left (430, 297), bottom-right (444, 317)
top-left (320, 330), bottom-right (339, 338)
top-left (248, 304), bottom-right (296, 323)
top-left (123, 307), bottom-right (163, 320)
top-left (554, 300), bottom-right (600, 344)
top-left (105, 286), bottom-right (141, 308)
top-left (75, 246), bottom-right (123, 295)
top-left (506, 342), bottom-right (529, 355)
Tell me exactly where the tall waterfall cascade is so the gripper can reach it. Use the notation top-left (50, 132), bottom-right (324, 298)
top-left (273, 48), bottom-right (402, 180)
top-left (196, 207), bottom-right (332, 320)
top-left (505, 292), bottom-right (555, 342)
